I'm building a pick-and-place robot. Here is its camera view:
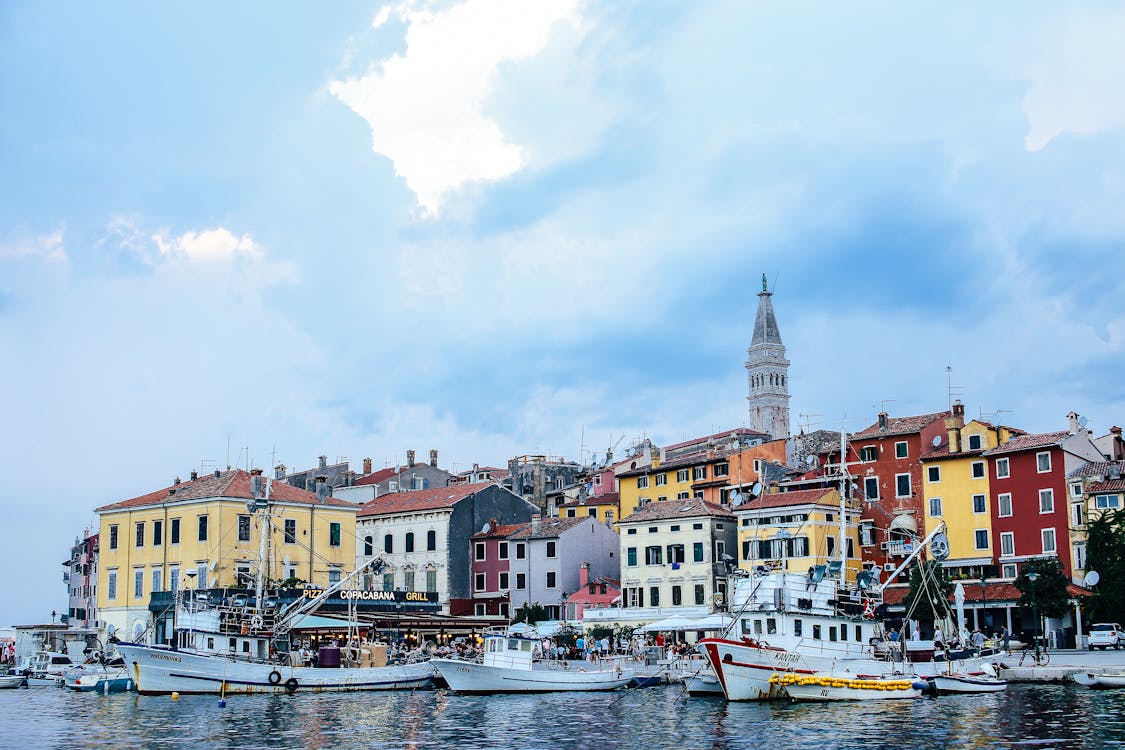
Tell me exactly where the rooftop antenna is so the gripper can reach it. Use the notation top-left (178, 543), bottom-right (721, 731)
top-left (945, 365), bottom-right (965, 410)
top-left (798, 412), bottom-right (822, 433)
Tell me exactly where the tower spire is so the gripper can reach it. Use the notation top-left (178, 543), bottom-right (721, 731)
top-left (746, 275), bottom-right (790, 440)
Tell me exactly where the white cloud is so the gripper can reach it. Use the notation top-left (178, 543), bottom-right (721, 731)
top-left (153, 227), bottom-right (264, 262)
top-left (330, 0), bottom-right (581, 215)
top-left (0, 229), bottom-right (67, 265)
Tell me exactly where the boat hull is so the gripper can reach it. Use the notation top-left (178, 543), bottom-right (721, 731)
top-left (118, 644), bottom-right (437, 695)
top-left (1074, 672), bottom-right (1125, 689)
top-left (0, 675), bottom-right (25, 689)
top-left (784, 682), bottom-right (922, 702)
top-left (931, 674), bottom-right (1007, 693)
top-left (685, 673), bottom-right (725, 697)
top-left (433, 658), bottom-right (632, 694)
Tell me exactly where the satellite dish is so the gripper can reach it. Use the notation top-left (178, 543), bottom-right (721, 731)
top-left (729, 491), bottom-right (741, 506)
top-left (1084, 570), bottom-right (1101, 587)
top-left (805, 455), bottom-right (816, 466)
top-left (751, 482), bottom-right (762, 495)
top-left (208, 576), bottom-right (217, 588)
top-left (932, 435), bottom-right (942, 447)
top-left (209, 560), bottom-right (217, 572)
top-left (1079, 416), bottom-right (1089, 428)
top-left (246, 500), bottom-right (257, 515)
top-left (283, 555), bottom-right (291, 567)
top-left (480, 522), bottom-right (491, 534)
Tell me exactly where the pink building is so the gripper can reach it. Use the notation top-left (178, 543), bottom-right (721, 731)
top-left (564, 562), bottom-right (620, 620)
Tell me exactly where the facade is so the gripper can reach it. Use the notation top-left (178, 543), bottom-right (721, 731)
top-left (467, 521), bottom-right (526, 618)
top-left (506, 515), bottom-right (621, 620)
top-left (507, 455), bottom-right (584, 513)
top-left (94, 469), bottom-right (359, 641)
top-left (355, 483), bottom-right (538, 615)
top-left (335, 450), bottom-right (451, 503)
top-left (746, 275), bottom-right (790, 440)
top-left (449, 464), bottom-right (510, 485)
top-left (564, 563), bottom-right (621, 621)
top-left (617, 498), bottom-right (736, 619)
top-left (557, 493), bottom-right (620, 524)
top-left (63, 531), bottom-right (99, 628)
top-left (1068, 459), bottom-right (1125, 582)
top-left (277, 454), bottom-right (353, 490)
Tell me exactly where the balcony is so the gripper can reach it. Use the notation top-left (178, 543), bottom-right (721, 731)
top-left (885, 540), bottom-right (915, 557)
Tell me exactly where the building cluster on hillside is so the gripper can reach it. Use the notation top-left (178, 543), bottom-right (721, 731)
top-left (54, 276), bottom-right (1124, 650)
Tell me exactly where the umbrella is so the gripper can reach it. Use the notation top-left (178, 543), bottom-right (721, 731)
top-left (691, 613), bottom-right (734, 631)
top-left (638, 616), bottom-right (698, 632)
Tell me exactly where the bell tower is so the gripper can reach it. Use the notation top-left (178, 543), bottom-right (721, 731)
top-left (746, 273), bottom-right (790, 440)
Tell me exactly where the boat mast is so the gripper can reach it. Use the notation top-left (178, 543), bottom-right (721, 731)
top-left (837, 427), bottom-right (848, 587)
top-left (255, 475), bottom-right (272, 607)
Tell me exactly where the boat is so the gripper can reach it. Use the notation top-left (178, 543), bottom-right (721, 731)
top-left (0, 675), bottom-right (26, 689)
top-left (19, 651), bottom-right (75, 687)
top-left (68, 667), bottom-right (134, 693)
top-left (1074, 672), bottom-right (1125, 689)
top-left (432, 632), bottom-right (633, 694)
top-left (772, 670), bottom-right (925, 702)
top-left (930, 672), bottom-right (1007, 693)
top-left (685, 670), bottom-right (725, 697)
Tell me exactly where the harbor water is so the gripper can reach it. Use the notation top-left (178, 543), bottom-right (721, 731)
top-left (1, 683), bottom-right (1122, 750)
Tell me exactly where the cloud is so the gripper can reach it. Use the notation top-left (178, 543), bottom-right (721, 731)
top-left (0, 229), bottom-right (67, 265)
top-left (329, 0), bottom-right (582, 215)
top-left (153, 227), bottom-right (264, 262)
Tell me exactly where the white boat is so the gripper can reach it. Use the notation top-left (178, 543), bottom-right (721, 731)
top-left (931, 672), bottom-right (1007, 693)
top-left (773, 670), bottom-right (924, 702)
top-left (1074, 672), bottom-right (1125, 689)
top-left (685, 671), bottom-right (725, 697)
top-left (19, 651), bottom-right (74, 687)
top-left (65, 662), bottom-right (135, 693)
top-left (433, 632), bottom-right (633, 694)
top-left (0, 675), bottom-right (26, 689)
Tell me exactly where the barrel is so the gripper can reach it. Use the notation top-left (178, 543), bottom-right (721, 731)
top-left (317, 646), bottom-right (341, 668)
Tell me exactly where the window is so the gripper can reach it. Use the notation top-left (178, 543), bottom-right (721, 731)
top-left (516, 573), bottom-right (527, 590)
top-left (197, 515), bottom-right (208, 542)
top-left (648, 526), bottom-right (658, 534)
top-left (474, 573), bottom-right (486, 591)
top-left (1074, 543), bottom-right (1087, 570)
top-left (405, 532), bottom-right (415, 552)
top-left (627, 528), bottom-right (637, 535)
top-left (134, 569), bottom-right (143, 598)
top-left (998, 493), bottom-right (1013, 517)
top-left (474, 603), bottom-right (487, 616)
top-left (677, 491), bottom-right (690, 500)
top-left (170, 518), bottom-right (180, 544)
top-left (474, 542), bottom-right (486, 561)
top-left (895, 441), bottom-right (908, 459)
top-left (677, 469), bottom-right (689, 482)
top-left (667, 544), bottom-right (685, 564)
top-left (284, 519), bottom-right (296, 544)
top-left (649, 586), bottom-right (660, 607)
top-left (637, 475), bottom-right (649, 489)
top-left (384, 534), bottom-right (393, 553)
top-left (1000, 532), bottom-right (1015, 556)
top-left (645, 546), bottom-right (663, 565)
top-left (426, 570), bottom-right (437, 592)
top-left (515, 543), bottom-right (526, 559)
top-left (499, 572), bottom-right (509, 590)
top-left (1096, 494), bottom-right (1122, 510)
top-left (656, 473), bottom-right (667, 486)
top-left (498, 542), bottom-right (509, 559)
top-left (1071, 483), bottom-right (1082, 498)
top-left (151, 568), bottom-right (162, 593)
top-left (109, 525), bottom-right (119, 550)
top-left (238, 515), bottom-right (251, 542)
top-left (972, 494), bottom-right (987, 514)
top-left (895, 474), bottom-right (911, 498)
top-left (693, 522), bottom-right (703, 530)
top-left (364, 536), bottom-right (373, 556)
top-left (692, 466), bottom-right (707, 480)
top-left (135, 522), bottom-right (145, 547)
top-left (694, 584), bottom-right (705, 605)
top-left (1042, 528), bottom-right (1056, 553)
top-left (153, 520), bottom-right (163, 546)
top-left (427, 530), bottom-right (437, 551)
top-left (927, 466), bottom-right (940, 483)
top-left (864, 477), bottom-right (879, 500)
top-left (588, 507), bottom-right (597, 517)
top-left (929, 497), bottom-right (942, 517)
top-left (996, 458), bottom-right (1010, 479)
top-left (1001, 563), bottom-right (1017, 579)
top-left (672, 585), bottom-right (682, 606)
top-left (169, 566), bottom-right (179, 592)
top-left (329, 523), bottom-right (341, 547)
top-left (1072, 503), bottom-right (1085, 527)
top-left (794, 619), bottom-right (803, 637)
top-left (693, 542), bottom-right (704, 562)
top-left (1036, 451), bottom-right (1052, 473)
top-left (566, 508), bottom-right (576, 518)
top-left (329, 569), bottom-right (342, 585)
top-left (715, 463), bottom-right (729, 477)
top-left (404, 570), bottom-right (414, 590)
top-left (1039, 489), bottom-right (1055, 514)
top-left (546, 571), bottom-right (557, 589)
top-left (107, 570), bottom-right (117, 600)
top-left (860, 446), bottom-right (877, 462)
top-left (382, 573), bottom-right (394, 591)
top-left (546, 541), bottom-right (557, 558)
top-left (967, 434), bottom-right (983, 451)
top-left (974, 529), bottom-right (989, 550)
top-left (627, 547), bottom-right (637, 566)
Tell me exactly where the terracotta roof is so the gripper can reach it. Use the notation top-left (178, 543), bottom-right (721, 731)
top-left (1068, 460), bottom-right (1125, 479)
top-left (983, 431), bottom-right (1069, 457)
top-left (96, 469), bottom-right (359, 512)
top-left (619, 498), bottom-right (732, 523)
top-left (881, 580), bottom-right (1092, 606)
top-left (1088, 480), bottom-right (1125, 493)
top-left (558, 493), bottom-right (619, 508)
top-left (357, 482), bottom-right (495, 518)
top-left (920, 444), bottom-right (986, 461)
top-left (353, 467), bottom-right (399, 486)
top-left (617, 448), bottom-right (738, 478)
top-left (507, 516), bottom-right (590, 540)
top-left (853, 411), bottom-right (950, 440)
top-left (663, 427), bottom-right (770, 453)
top-left (471, 523), bottom-right (527, 540)
top-left (737, 488), bottom-right (837, 510)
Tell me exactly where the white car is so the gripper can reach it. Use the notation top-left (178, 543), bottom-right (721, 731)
top-left (1088, 623), bottom-right (1123, 650)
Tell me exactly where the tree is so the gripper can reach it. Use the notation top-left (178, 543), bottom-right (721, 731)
top-left (512, 602), bottom-right (549, 625)
top-left (1013, 557), bottom-right (1071, 620)
top-left (901, 560), bottom-right (953, 623)
top-left (1084, 508), bottom-right (1125, 622)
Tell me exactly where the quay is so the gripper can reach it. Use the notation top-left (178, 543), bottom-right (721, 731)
top-left (997, 647), bottom-right (1125, 683)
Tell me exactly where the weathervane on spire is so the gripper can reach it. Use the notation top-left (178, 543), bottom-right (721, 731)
top-left (761, 273), bottom-right (768, 292)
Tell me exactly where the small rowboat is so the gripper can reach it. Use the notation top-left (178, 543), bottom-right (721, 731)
top-left (771, 671), bottom-right (926, 702)
top-left (1074, 672), bottom-right (1125, 689)
top-left (931, 673), bottom-right (1007, 693)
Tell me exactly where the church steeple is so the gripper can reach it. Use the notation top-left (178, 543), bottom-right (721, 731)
top-left (746, 274), bottom-right (790, 440)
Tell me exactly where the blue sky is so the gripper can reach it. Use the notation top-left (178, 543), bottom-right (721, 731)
top-left (3, 1), bottom-right (1125, 624)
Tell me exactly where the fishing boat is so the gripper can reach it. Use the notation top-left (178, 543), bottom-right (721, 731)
top-left (433, 632), bottom-right (633, 694)
top-left (0, 674), bottom-right (25, 689)
top-left (20, 651), bottom-right (74, 686)
top-left (1074, 672), bottom-right (1125, 689)
top-left (930, 672), bottom-right (1007, 693)
top-left (772, 670), bottom-right (925, 702)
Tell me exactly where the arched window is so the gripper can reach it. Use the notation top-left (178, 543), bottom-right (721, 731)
top-left (405, 532), bottom-right (415, 553)
top-left (384, 534), bottom-right (393, 554)
top-left (363, 536), bottom-right (373, 556)
top-left (427, 530), bottom-right (437, 551)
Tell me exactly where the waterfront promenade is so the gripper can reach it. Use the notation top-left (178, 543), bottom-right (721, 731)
top-left (998, 646), bottom-right (1125, 682)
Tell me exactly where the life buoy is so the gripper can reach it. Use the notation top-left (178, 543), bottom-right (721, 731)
top-left (268, 670), bottom-right (282, 685)
top-left (862, 599), bottom-right (875, 620)
top-left (250, 615), bottom-right (264, 629)
top-left (284, 677), bottom-right (299, 694)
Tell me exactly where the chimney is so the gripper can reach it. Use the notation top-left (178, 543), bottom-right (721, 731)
top-left (531, 513), bottom-right (542, 535)
top-left (579, 562), bottom-right (590, 588)
top-left (275, 464), bottom-right (286, 480)
top-left (407, 450), bottom-right (416, 468)
top-left (345, 470), bottom-right (356, 486)
top-left (952, 399), bottom-right (965, 426)
top-left (168, 488), bottom-right (176, 496)
top-left (214, 469), bottom-right (221, 478)
top-left (174, 476), bottom-right (181, 485)
top-left (489, 518), bottom-right (498, 534)
top-left (190, 470), bottom-right (198, 481)
top-left (878, 412), bottom-right (889, 431)
top-left (363, 457), bottom-right (372, 474)
top-left (430, 449), bottom-right (438, 467)
top-left (945, 418), bottom-right (960, 454)
top-left (315, 475), bottom-right (329, 503)
top-left (1067, 411), bottom-right (1081, 435)
top-left (1111, 426), bottom-right (1124, 460)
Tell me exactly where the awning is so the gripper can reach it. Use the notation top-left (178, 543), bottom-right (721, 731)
top-left (691, 613), bottom-right (734, 631)
top-left (638, 616), bottom-right (698, 632)
top-left (889, 514), bottom-right (917, 534)
top-left (289, 614), bottom-right (359, 630)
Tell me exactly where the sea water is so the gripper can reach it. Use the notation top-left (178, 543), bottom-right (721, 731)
top-left (0, 683), bottom-right (1120, 750)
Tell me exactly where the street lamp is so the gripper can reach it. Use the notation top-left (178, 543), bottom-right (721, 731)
top-left (1027, 570), bottom-right (1039, 647)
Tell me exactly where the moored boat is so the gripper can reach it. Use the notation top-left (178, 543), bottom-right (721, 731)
top-left (0, 675), bottom-right (26, 689)
top-left (1074, 672), bottom-right (1125, 689)
top-left (772, 671), bottom-right (925, 702)
top-left (931, 673), bottom-right (1007, 694)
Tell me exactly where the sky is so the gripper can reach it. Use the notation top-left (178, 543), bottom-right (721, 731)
top-left (3, 1), bottom-right (1125, 625)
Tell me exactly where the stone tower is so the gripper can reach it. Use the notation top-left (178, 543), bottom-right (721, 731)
top-left (746, 274), bottom-right (790, 440)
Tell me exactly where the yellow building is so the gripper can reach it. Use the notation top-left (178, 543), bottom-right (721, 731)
top-left (733, 487), bottom-right (862, 582)
top-left (921, 418), bottom-right (1022, 571)
top-left (94, 468), bottom-right (359, 641)
top-left (556, 495), bottom-right (620, 523)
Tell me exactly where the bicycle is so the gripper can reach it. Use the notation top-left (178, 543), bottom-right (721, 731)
top-left (1018, 637), bottom-right (1050, 667)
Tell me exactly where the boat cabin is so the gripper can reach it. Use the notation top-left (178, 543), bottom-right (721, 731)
top-left (482, 634), bottom-right (537, 669)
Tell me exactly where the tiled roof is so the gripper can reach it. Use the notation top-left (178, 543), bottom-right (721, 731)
top-left (882, 580), bottom-right (1092, 606)
top-left (471, 523), bottom-right (527, 540)
top-left (1068, 460), bottom-right (1125, 479)
top-left (506, 516), bottom-right (590, 540)
top-left (920, 444), bottom-right (985, 461)
top-left (983, 431), bottom-right (1069, 457)
top-left (96, 470), bottom-right (360, 512)
top-left (853, 411), bottom-right (950, 440)
top-left (737, 488), bottom-right (837, 510)
top-left (558, 493), bottom-right (619, 508)
top-left (663, 427), bottom-right (770, 453)
top-left (353, 467), bottom-right (399, 487)
top-left (357, 482), bottom-right (495, 518)
top-left (617, 448), bottom-right (738, 478)
top-left (1088, 480), bottom-right (1125, 493)
top-left (619, 498), bottom-right (732, 524)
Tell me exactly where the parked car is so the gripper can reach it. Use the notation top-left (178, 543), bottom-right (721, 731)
top-left (1088, 623), bottom-right (1123, 650)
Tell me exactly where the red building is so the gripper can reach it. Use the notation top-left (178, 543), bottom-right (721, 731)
top-left (466, 520), bottom-right (524, 617)
top-left (563, 562), bottom-right (621, 620)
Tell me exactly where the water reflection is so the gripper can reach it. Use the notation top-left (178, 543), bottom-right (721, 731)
top-left (1, 684), bottom-right (1124, 750)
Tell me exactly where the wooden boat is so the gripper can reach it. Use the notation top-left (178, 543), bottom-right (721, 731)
top-left (771, 671), bottom-right (925, 702)
top-left (1074, 672), bottom-right (1125, 689)
top-left (931, 673), bottom-right (1007, 693)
